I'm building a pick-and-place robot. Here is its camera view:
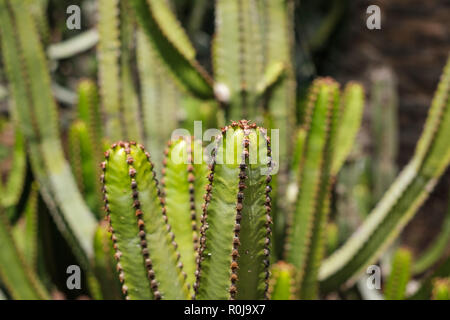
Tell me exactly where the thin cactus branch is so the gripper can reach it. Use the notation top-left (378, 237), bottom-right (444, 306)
top-left (260, 0), bottom-right (296, 175)
top-left (136, 30), bottom-right (180, 171)
top-left (431, 278), bottom-right (450, 300)
top-left (68, 120), bottom-right (102, 218)
top-left (370, 67), bottom-right (399, 203)
top-left (119, 0), bottom-right (142, 142)
top-left (47, 29), bottom-right (99, 60)
top-left (68, 81), bottom-right (104, 218)
top-left (132, 0), bottom-right (214, 99)
top-left (413, 192), bottom-right (450, 275)
top-left (331, 82), bottom-right (365, 176)
top-left (77, 80), bottom-right (103, 151)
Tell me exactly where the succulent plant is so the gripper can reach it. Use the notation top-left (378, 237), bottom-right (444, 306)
top-left (0, 0), bottom-right (449, 301)
top-left (384, 248), bottom-right (412, 300)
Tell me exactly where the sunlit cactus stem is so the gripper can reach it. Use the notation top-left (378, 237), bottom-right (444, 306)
top-left (194, 120), bottom-right (273, 300)
top-left (101, 141), bottom-right (189, 300)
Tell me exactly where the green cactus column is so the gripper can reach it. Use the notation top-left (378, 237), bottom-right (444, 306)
top-left (320, 56), bottom-right (450, 292)
top-left (285, 78), bottom-right (340, 299)
top-left (384, 248), bottom-right (412, 300)
top-left (268, 261), bottom-right (296, 300)
top-left (101, 142), bottom-right (190, 300)
top-left (194, 121), bottom-right (273, 300)
top-left (161, 137), bottom-right (209, 293)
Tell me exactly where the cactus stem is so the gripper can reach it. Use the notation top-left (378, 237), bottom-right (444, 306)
top-left (193, 134), bottom-right (221, 299)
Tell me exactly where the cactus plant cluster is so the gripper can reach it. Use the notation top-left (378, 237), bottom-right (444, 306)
top-left (0, 0), bottom-right (449, 300)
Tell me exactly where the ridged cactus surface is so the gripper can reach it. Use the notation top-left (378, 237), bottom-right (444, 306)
top-left (194, 120), bottom-right (273, 300)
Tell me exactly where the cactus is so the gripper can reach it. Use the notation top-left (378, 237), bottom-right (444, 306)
top-left (410, 255), bottom-right (450, 300)
top-left (384, 248), bottom-right (412, 300)
top-left (68, 81), bottom-right (104, 218)
top-left (370, 67), bottom-right (399, 203)
top-left (268, 261), bottom-right (296, 300)
top-left (92, 222), bottom-right (123, 300)
top-left (319, 56), bottom-right (450, 292)
top-left (136, 30), bottom-right (182, 170)
top-left (0, 0), bottom-right (449, 301)
top-left (69, 121), bottom-right (102, 217)
top-left (335, 156), bottom-right (372, 241)
top-left (97, 0), bottom-right (142, 142)
top-left (132, 0), bottom-right (214, 99)
top-left (161, 137), bottom-right (208, 292)
top-left (194, 120), bottom-right (273, 300)
top-left (431, 278), bottom-right (450, 300)
top-left (76, 80), bottom-right (103, 154)
top-left (413, 190), bottom-right (450, 275)
top-left (331, 82), bottom-right (365, 176)
top-left (285, 78), bottom-right (340, 299)
top-left (12, 184), bottom-right (39, 269)
top-left (325, 223), bottom-right (339, 256)
top-left (0, 0), bottom-right (96, 266)
top-left (0, 207), bottom-right (48, 299)
top-left (0, 120), bottom-right (27, 214)
top-left (101, 141), bottom-right (190, 299)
